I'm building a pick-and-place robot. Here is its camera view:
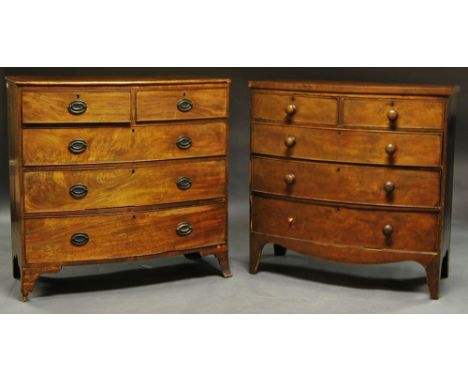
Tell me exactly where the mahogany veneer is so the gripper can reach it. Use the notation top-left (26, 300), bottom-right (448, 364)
top-left (7, 76), bottom-right (231, 301)
top-left (249, 80), bottom-right (458, 299)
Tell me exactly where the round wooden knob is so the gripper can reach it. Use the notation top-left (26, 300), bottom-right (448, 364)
top-left (384, 181), bottom-right (395, 193)
top-left (288, 217), bottom-right (295, 225)
top-left (285, 103), bottom-right (297, 116)
top-left (383, 224), bottom-right (393, 237)
top-left (284, 136), bottom-right (296, 148)
top-left (385, 143), bottom-right (396, 155)
top-left (387, 108), bottom-right (399, 122)
top-left (284, 173), bottom-right (296, 185)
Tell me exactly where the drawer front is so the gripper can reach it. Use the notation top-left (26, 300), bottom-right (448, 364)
top-left (251, 91), bottom-right (338, 125)
top-left (252, 157), bottom-right (440, 208)
top-left (252, 196), bottom-right (438, 253)
top-left (252, 124), bottom-right (442, 167)
top-left (24, 160), bottom-right (226, 213)
top-left (23, 122), bottom-right (227, 166)
top-left (25, 204), bottom-right (226, 263)
top-left (136, 86), bottom-right (228, 121)
top-left (23, 91), bottom-right (131, 124)
top-left (343, 98), bottom-right (446, 130)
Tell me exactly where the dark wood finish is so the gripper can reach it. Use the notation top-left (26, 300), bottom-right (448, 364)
top-left (251, 91), bottom-right (338, 125)
top-left (251, 157), bottom-right (440, 208)
top-left (252, 123), bottom-right (442, 167)
top-left (342, 98), bottom-right (445, 130)
top-left (22, 121), bottom-right (227, 165)
top-left (6, 76), bottom-right (231, 300)
top-left (249, 80), bottom-right (458, 299)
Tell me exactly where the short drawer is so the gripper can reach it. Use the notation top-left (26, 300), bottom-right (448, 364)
top-left (252, 157), bottom-right (440, 208)
top-left (252, 124), bottom-right (442, 167)
top-left (22, 91), bottom-right (131, 124)
top-left (24, 160), bottom-right (226, 213)
top-left (343, 97), bottom-right (446, 130)
top-left (22, 122), bottom-right (227, 166)
top-left (24, 203), bottom-right (226, 264)
top-left (251, 91), bottom-right (338, 125)
top-left (251, 196), bottom-right (438, 253)
top-left (136, 85), bottom-right (228, 121)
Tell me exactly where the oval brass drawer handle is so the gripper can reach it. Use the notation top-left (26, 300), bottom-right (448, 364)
top-left (176, 136), bottom-right (192, 150)
top-left (387, 108), bottom-right (399, 122)
top-left (177, 176), bottom-right (192, 190)
top-left (71, 232), bottom-right (89, 246)
top-left (284, 136), bottom-right (296, 148)
top-left (284, 173), bottom-right (296, 185)
top-left (385, 143), bottom-right (396, 155)
top-left (383, 224), bottom-right (393, 237)
top-left (285, 103), bottom-right (297, 116)
top-left (68, 139), bottom-right (88, 154)
top-left (68, 100), bottom-right (87, 115)
top-left (69, 184), bottom-right (88, 199)
top-left (384, 181), bottom-right (395, 193)
top-left (177, 98), bottom-right (193, 112)
top-left (176, 222), bottom-right (192, 237)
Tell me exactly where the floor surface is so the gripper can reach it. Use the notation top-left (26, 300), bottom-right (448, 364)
top-left (1, 201), bottom-right (467, 313)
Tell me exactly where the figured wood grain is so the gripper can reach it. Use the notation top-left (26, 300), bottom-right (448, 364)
top-left (22, 122), bottom-right (227, 165)
top-left (252, 123), bottom-right (442, 167)
top-left (25, 204), bottom-right (226, 263)
top-left (252, 157), bottom-right (440, 208)
top-left (252, 195), bottom-right (438, 253)
top-left (136, 86), bottom-right (228, 121)
top-left (251, 91), bottom-right (338, 125)
top-left (22, 91), bottom-right (131, 124)
top-left (342, 98), bottom-right (446, 130)
top-left (24, 160), bottom-right (226, 213)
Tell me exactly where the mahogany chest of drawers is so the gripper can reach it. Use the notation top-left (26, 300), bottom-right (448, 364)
top-left (249, 80), bottom-right (458, 299)
top-left (6, 76), bottom-right (231, 301)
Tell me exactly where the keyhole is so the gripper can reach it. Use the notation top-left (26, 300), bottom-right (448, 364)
top-left (131, 169), bottom-right (135, 174)
top-left (336, 168), bottom-right (341, 172)
top-left (76, 94), bottom-right (80, 99)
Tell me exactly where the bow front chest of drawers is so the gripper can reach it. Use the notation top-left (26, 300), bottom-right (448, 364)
top-left (7, 76), bottom-right (231, 301)
top-left (249, 80), bottom-right (458, 299)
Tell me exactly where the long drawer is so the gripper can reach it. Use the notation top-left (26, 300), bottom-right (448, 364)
top-left (136, 85), bottom-right (228, 122)
top-left (252, 123), bottom-right (442, 167)
top-left (251, 196), bottom-right (438, 253)
top-left (22, 91), bottom-right (131, 124)
top-left (251, 157), bottom-right (440, 208)
top-left (343, 97), bottom-right (446, 130)
top-left (22, 122), bottom-right (227, 165)
top-left (25, 203), bottom-right (226, 263)
top-left (24, 160), bottom-right (226, 213)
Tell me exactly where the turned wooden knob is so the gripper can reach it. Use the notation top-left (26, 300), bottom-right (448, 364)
top-left (285, 103), bottom-right (297, 116)
top-left (288, 217), bottom-right (295, 225)
top-left (284, 173), bottom-right (296, 185)
top-left (385, 143), bottom-right (396, 155)
top-left (384, 181), bottom-right (395, 193)
top-left (284, 136), bottom-right (296, 148)
top-left (383, 224), bottom-right (393, 237)
top-left (387, 108), bottom-right (399, 122)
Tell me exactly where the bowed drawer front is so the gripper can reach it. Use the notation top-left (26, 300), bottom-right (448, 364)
top-left (249, 80), bottom-right (457, 300)
top-left (7, 76), bottom-right (232, 301)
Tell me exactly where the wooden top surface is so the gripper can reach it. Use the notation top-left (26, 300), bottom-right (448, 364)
top-left (249, 80), bottom-right (458, 96)
top-left (6, 76), bottom-right (231, 86)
